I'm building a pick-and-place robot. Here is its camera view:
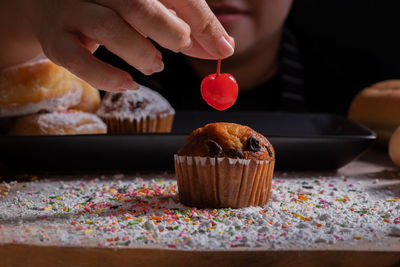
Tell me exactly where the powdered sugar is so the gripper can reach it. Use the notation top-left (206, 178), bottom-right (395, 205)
top-left (33, 111), bottom-right (107, 134)
top-left (0, 174), bottom-right (398, 250)
top-left (0, 88), bottom-right (82, 118)
top-left (97, 85), bottom-right (175, 121)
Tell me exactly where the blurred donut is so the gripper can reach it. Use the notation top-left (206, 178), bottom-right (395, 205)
top-left (0, 59), bottom-right (85, 117)
top-left (10, 110), bottom-right (107, 136)
top-left (348, 80), bottom-right (400, 144)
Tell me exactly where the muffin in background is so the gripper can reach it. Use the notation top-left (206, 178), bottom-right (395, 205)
top-left (97, 85), bottom-right (175, 133)
top-left (175, 122), bottom-right (275, 209)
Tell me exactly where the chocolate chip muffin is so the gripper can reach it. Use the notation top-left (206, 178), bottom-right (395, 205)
top-left (97, 84), bottom-right (175, 133)
top-left (175, 122), bottom-right (275, 208)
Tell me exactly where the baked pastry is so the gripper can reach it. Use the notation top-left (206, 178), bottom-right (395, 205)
top-left (175, 122), bottom-right (275, 208)
top-left (10, 110), bottom-right (107, 136)
top-left (72, 81), bottom-right (101, 113)
top-left (0, 59), bottom-right (85, 117)
top-left (97, 85), bottom-right (175, 133)
top-left (348, 80), bottom-right (400, 144)
top-left (389, 126), bottom-right (400, 167)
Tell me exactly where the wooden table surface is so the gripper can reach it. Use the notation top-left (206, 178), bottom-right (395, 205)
top-left (1, 148), bottom-right (400, 267)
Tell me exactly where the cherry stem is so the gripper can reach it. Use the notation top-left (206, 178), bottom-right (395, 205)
top-left (216, 59), bottom-right (221, 77)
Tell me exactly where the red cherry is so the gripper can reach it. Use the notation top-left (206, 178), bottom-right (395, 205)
top-left (201, 59), bottom-right (238, 111)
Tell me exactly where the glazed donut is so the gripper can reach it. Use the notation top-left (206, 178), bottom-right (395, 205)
top-left (0, 59), bottom-right (85, 117)
top-left (71, 80), bottom-right (101, 113)
top-left (348, 80), bottom-right (400, 144)
top-left (389, 126), bottom-right (400, 167)
top-left (10, 110), bottom-right (107, 136)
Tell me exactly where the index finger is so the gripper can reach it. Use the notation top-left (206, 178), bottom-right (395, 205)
top-left (161, 0), bottom-right (235, 59)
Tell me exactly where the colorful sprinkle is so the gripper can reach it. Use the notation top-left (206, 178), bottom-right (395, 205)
top-left (0, 175), bottom-right (398, 249)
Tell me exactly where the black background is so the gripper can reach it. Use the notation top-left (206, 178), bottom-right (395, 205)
top-left (288, 0), bottom-right (400, 114)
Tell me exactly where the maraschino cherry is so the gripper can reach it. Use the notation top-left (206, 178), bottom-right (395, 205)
top-left (201, 59), bottom-right (238, 111)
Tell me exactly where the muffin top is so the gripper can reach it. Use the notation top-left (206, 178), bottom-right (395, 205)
top-left (97, 85), bottom-right (175, 121)
top-left (178, 122), bottom-right (274, 161)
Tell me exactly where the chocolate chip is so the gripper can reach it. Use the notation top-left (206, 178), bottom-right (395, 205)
top-left (111, 93), bottom-right (122, 103)
top-left (265, 142), bottom-right (274, 158)
top-left (129, 100), bottom-right (146, 111)
top-left (227, 149), bottom-right (244, 159)
top-left (247, 136), bottom-right (261, 152)
top-left (205, 140), bottom-right (223, 157)
top-left (136, 101), bottom-right (143, 108)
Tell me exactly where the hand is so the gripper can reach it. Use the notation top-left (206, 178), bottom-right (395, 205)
top-left (27, 0), bottom-right (235, 92)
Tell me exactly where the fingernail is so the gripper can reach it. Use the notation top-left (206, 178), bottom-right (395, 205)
top-left (217, 36), bottom-right (234, 57)
top-left (121, 79), bottom-right (139, 90)
top-left (228, 36), bottom-right (235, 47)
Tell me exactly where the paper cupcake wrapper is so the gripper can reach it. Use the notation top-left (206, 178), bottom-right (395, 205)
top-left (174, 155), bottom-right (274, 208)
top-left (101, 114), bottom-right (174, 133)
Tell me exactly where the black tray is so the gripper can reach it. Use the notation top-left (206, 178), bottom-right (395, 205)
top-left (0, 112), bottom-right (376, 172)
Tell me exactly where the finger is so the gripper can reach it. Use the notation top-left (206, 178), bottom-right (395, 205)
top-left (43, 32), bottom-right (138, 92)
top-left (91, 0), bottom-right (192, 53)
top-left (161, 0), bottom-right (235, 59)
top-left (76, 2), bottom-right (163, 75)
top-left (180, 37), bottom-right (217, 60)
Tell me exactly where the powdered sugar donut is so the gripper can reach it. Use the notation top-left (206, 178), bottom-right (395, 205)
top-left (97, 85), bottom-right (175, 133)
top-left (72, 81), bottom-right (101, 113)
top-left (10, 110), bottom-right (107, 136)
top-left (0, 59), bottom-right (86, 117)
